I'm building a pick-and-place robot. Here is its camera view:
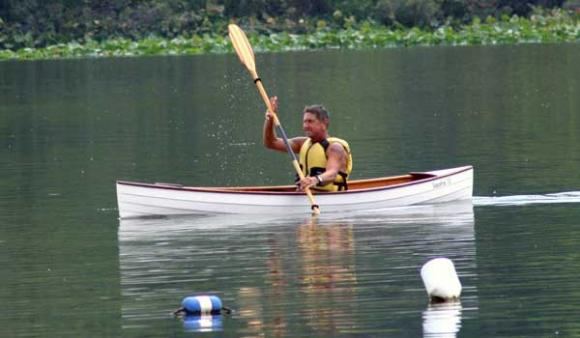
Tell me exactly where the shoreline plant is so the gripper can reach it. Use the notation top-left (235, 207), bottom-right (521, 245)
top-left (0, 9), bottom-right (577, 61)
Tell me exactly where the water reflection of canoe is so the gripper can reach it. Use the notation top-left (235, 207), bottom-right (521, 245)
top-left (116, 165), bottom-right (473, 219)
top-left (117, 202), bottom-right (476, 334)
top-left (118, 200), bottom-right (474, 236)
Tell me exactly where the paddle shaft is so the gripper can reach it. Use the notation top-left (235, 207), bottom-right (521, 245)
top-left (228, 24), bottom-right (319, 214)
top-left (255, 77), bottom-right (320, 211)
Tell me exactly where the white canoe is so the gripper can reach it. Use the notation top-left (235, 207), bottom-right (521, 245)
top-left (116, 165), bottom-right (473, 218)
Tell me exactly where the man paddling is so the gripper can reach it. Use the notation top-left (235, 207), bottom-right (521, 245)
top-left (263, 96), bottom-right (352, 192)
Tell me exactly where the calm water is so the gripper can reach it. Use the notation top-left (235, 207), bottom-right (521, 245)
top-left (1, 43), bottom-right (579, 337)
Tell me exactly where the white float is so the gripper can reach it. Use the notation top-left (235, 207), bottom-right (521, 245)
top-left (421, 258), bottom-right (462, 301)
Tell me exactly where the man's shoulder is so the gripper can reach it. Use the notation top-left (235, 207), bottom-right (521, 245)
top-left (327, 137), bottom-right (350, 150)
top-left (327, 142), bottom-right (347, 154)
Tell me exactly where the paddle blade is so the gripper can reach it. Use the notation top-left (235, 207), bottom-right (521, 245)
top-left (228, 24), bottom-right (257, 76)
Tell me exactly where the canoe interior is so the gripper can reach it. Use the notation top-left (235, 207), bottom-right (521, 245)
top-left (152, 172), bottom-right (435, 193)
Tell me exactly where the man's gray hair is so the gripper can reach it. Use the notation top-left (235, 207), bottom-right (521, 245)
top-left (303, 105), bottom-right (329, 121)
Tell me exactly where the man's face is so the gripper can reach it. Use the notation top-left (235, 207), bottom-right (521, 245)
top-left (302, 112), bottom-right (327, 139)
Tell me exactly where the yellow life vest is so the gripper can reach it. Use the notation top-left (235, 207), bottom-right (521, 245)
top-left (298, 137), bottom-right (353, 192)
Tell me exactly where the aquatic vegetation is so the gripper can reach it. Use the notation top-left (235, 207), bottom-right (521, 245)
top-left (0, 10), bottom-right (577, 61)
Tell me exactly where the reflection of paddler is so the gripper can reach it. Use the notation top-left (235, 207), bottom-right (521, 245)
top-left (296, 219), bottom-right (357, 333)
top-left (297, 222), bottom-right (357, 288)
top-left (267, 238), bottom-right (286, 289)
top-left (266, 237), bottom-right (288, 338)
top-left (237, 287), bottom-right (265, 334)
top-left (237, 285), bottom-right (288, 338)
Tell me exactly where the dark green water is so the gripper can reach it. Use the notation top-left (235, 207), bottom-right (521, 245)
top-left (1, 43), bottom-right (579, 337)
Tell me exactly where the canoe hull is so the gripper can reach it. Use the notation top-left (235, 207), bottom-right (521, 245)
top-left (116, 166), bottom-right (473, 218)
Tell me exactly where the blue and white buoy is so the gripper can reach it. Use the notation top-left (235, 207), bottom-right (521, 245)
top-left (181, 295), bottom-right (223, 315)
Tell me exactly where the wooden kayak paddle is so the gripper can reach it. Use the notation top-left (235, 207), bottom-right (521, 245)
top-left (228, 24), bottom-right (320, 215)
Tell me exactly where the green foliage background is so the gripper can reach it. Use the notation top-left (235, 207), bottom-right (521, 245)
top-left (1, 0), bottom-right (578, 50)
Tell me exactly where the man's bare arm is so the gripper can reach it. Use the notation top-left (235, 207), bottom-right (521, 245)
top-left (297, 143), bottom-right (346, 191)
top-left (320, 143), bottom-right (346, 183)
top-left (263, 97), bottom-right (305, 153)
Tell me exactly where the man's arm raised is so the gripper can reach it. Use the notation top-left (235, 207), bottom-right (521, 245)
top-left (263, 96), bottom-right (304, 153)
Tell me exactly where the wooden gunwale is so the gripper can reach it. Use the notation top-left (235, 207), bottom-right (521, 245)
top-left (116, 168), bottom-right (470, 196)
